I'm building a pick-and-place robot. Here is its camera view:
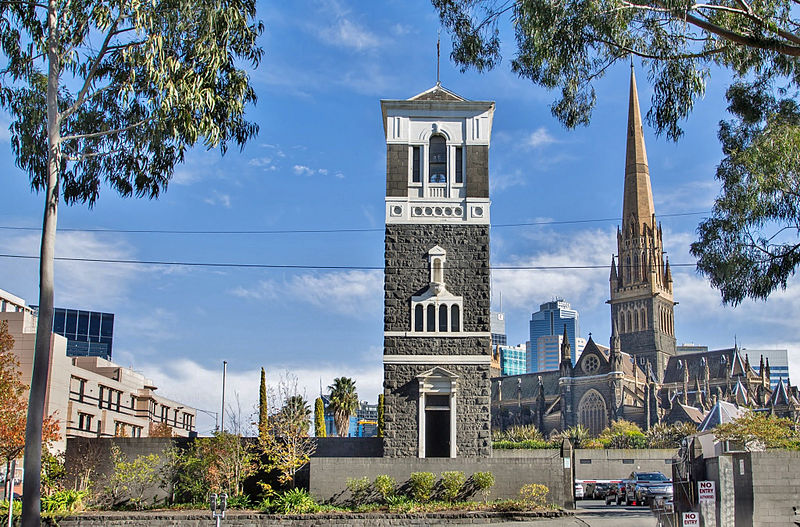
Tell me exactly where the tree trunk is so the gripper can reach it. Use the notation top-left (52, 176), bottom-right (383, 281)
top-left (21, 2), bottom-right (60, 525)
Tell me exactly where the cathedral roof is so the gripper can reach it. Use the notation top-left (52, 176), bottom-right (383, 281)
top-left (408, 84), bottom-right (466, 102)
top-left (492, 370), bottom-right (561, 400)
top-left (622, 65), bottom-right (655, 231)
top-left (663, 349), bottom-right (735, 384)
top-left (698, 400), bottom-right (746, 432)
top-left (669, 403), bottom-right (707, 425)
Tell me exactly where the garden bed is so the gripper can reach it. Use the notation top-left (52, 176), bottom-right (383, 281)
top-left (47, 508), bottom-right (572, 526)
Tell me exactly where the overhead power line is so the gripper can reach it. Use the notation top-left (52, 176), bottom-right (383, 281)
top-left (0, 253), bottom-right (697, 271)
top-left (0, 211), bottom-right (709, 235)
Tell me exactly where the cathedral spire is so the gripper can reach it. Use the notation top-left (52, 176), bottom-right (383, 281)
top-left (623, 66), bottom-right (655, 233)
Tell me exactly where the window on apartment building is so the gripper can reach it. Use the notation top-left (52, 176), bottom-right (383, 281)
top-left (131, 426), bottom-right (142, 438)
top-left (114, 421), bottom-right (127, 437)
top-left (161, 406), bottom-right (169, 423)
top-left (78, 413), bottom-right (93, 431)
top-left (98, 386), bottom-right (105, 409)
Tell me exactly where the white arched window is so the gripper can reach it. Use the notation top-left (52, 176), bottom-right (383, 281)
top-left (429, 135), bottom-right (447, 183)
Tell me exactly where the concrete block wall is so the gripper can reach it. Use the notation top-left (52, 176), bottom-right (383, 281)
top-left (493, 448), bottom-right (676, 480)
top-left (745, 450), bottom-right (800, 527)
top-left (309, 453), bottom-right (572, 507)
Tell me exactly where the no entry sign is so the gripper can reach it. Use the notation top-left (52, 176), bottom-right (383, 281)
top-left (683, 512), bottom-right (700, 526)
top-left (699, 480), bottom-right (716, 503)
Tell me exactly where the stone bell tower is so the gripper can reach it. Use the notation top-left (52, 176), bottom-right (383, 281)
top-left (381, 84), bottom-right (494, 458)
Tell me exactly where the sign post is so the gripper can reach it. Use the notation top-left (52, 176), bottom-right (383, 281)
top-left (698, 480), bottom-right (717, 527)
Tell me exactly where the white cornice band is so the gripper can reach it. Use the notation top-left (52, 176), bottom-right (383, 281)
top-left (384, 331), bottom-right (491, 338)
top-left (384, 354), bottom-right (492, 365)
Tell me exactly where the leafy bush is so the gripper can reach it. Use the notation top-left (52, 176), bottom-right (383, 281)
top-left (409, 472), bottom-right (436, 503)
top-left (519, 483), bottom-right (549, 508)
top-left (346, 476), bottom-right (372, 504)
top-left (226, 493), bottom-right (252, 509)
top-left (713, 412), bottom-right (800, 450)
top-left (492, 439), bottom-right (559, 449)
top-left (598, 420), bottom-right (647, 449)
top-left (472, 471), bottom-right (495, 501)
top-left (101, 445), bottom-right (162, 509)
top-left (272, 488), bottom-right (318, 514)
top-left (493, 424), bottom-right (544, 443)
top-left (440, 471), bottom-right (466, 502)
top-left (0, 500), bottom-right (21, 518)
top-left (373, 474), bottom-right (396, 502)
top-left (552, 425), bottom-right (590, 448)
top-left (386, 494), bottom-right (413, 512)
top-left (41, 489), bottom-right (89, 514)
top-left (646, 422), bottom-right (697, 448)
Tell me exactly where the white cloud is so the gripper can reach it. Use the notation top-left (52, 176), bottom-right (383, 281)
top-left (525, 127), bottom-right (557, 149)
top-left (0, 232), bottom-right (146, 310)
top-left (248, 156), bottom-right (277, 171)
top-left (654, 179), bottom-right (718, 212)
top-left (0, 114), bottom-right (11, 143)
top-left (136, 357), bottom-right (382, 435)
top-left (230, 270), bottom-right (383, 316)
top-left (492, 228), bottom-right (615, 311)
top-left (319, 18), bottom-right (381, 51)
top-left (491, 169), bottom-right (528, 192)
top-left (391, 23), bottom-right (412, 36)
top-left (204, 190), bottom-right (232, 208)
top-left (293, 164), bottom-right (314, 176)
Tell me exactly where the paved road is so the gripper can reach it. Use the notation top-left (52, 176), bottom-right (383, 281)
top-left (472, 500), bottom-right (659, 526)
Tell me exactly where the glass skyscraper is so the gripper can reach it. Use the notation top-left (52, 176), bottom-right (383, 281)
top-left (490, 311), bottom-right (507, 346)
top-left (498, 344), bottom-right (527, 376)
top-left (530, 299), bottom-right (581, 371)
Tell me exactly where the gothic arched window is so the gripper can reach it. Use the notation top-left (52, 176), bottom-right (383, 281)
top-left (641, 251), bottom-right (647, 279)
top-left (633, 254), bottom-right (640, 281)
top-left (625, 256), bottom-right (631, 283)
top-left (439, 304), bottom-right (448, 332)
top-left (429, 135), bottom-right (447, 183)
top-left (451, 305), bottom-right (460, 332)
top-left (640, 310), bottom-right (646, 330)
top-left (578, 390), bottom-right (608, 436)
top-left (427, 304), bottom-right (436, 332)
top-left (626, 312), bottom-right (632, 333)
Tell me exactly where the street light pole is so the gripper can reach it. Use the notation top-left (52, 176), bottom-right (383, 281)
top-left (220, 360), bottom-right (227, 433)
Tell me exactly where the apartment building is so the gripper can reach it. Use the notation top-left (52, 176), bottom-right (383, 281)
top-left (1, 288), bottom-right (196, 449)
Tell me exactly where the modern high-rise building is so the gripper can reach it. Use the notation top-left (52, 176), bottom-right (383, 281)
top-left (529, 299), bottom-right (582, 370)
top-left (743, 349), bottom-right (790, 389)
top-left (490, 311), bottom-right (507, 345)
top-left (496, 344), bottom-right (527, 376)
top-left (533, 334), bottom-right (587, 372)
top-left (34, 306), bottom-right (115, 360)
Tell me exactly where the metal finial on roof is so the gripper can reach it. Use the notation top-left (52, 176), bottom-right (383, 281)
top-left (436, 30), bottom-right (441, 86)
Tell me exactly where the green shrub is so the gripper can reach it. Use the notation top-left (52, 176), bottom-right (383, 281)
top-left (225, 493), bottom-right (252, 509)
top-left (386, 494), bottom-right (413, 512)
top-left (472, 471), bottom-right (495, 501)
top-left (492, 439), bottom-right (559, 449)
top-left (519, 483), bottom-right (549, 508)
top-left (272, 488), bottom-right (318, 514)
top-left (408, 472), bottom-right (436, 503)
top-left (495, 424), bottom-right (544, 442)
top-left (41, 489), bottom-right (89, 513)
top-left (440, 471), bottom-right (466, 502)
top-left (346, 476), bottom-right (372, 504)
top-left (0, 499), bottom-right (21, 518)
top-left (373, 474), bottom-right (396, 502)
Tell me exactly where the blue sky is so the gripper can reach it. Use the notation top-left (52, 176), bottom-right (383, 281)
top-left (1, 0), bottom-right (798, 434)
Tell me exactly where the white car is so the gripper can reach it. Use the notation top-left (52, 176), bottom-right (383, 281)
top-left (575, 483), bottom-right (585, 499)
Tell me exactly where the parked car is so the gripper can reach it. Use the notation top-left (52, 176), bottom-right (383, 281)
top-left (606, 481), bottom-right (627, 505)
top-left (574, 482), bottom-right (585, 500)
top-left (625, 472), bottom-right (672, 506)
top-left (592, 482), bottom-right (611, 500)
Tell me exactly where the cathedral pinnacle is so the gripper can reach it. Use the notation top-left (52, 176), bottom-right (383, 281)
top-left (623, 67), bottom-right (655, 234)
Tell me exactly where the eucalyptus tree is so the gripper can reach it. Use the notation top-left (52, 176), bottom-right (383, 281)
top-left (0, 1), bottom-right (263, 523)
top-left (328, 377), bottom-right (359, 437)
top-left (434, 0), bottom-right (800, 303)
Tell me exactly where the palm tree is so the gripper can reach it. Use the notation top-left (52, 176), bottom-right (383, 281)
top-left (328, 377), bottom-right (359, 437)
top-left (281, 395), bottom-right (311, 435)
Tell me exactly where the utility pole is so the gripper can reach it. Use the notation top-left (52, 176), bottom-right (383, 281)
top-left (220, 360), bottom-right (227, 433)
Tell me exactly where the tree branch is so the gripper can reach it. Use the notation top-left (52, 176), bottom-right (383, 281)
top-left (60, 117), bottom-right (153, 142)
top-left (0, 0), bottom-right (48, 9)
top-left (595, 35), bottom-right (728, 59)
top-left (61, 12), bottom-right (124, 120)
